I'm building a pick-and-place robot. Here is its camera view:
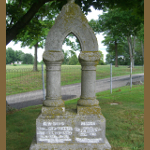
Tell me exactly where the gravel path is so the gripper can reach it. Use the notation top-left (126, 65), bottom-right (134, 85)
top-left (6, 73), bottom-right (144, 109)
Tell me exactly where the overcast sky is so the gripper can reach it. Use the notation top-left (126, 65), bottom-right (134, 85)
top-left (6, 7), bottom-right (108, 62)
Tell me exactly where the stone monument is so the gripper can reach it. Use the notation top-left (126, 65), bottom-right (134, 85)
top-left (30, 0), bottom-right (111, 149)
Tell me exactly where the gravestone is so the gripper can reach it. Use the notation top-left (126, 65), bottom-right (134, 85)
top-left (30, 0), bottom-right (111, 149)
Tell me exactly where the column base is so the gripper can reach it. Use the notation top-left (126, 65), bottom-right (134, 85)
top-left (43, 99), bottom-right (64, 107)
top-left (77, 105), bottom-right (101, 115)
top-left (41, 106), bottom-right (65, 116)
top-left (77, 98), bottom-right (99, 106)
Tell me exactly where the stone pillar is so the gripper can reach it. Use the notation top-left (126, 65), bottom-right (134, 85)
top-left (42, 50), bottom-right (65, 116)
top-left (77, 51), bottom-right (101, 114)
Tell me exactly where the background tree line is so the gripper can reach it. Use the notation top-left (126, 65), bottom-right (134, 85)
top-left (6, 0), bottom-right (143, 70)
top-left (89, 7), bottom-right (144, 67)
top-left (6, 47), bottom-right (34, 65)
top-left (61, 33), bottom-right (105, 65)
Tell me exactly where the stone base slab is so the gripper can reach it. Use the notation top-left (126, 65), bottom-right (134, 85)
top-left (30, 135), bottom-right (111, 150)
top-left (30, 109), bottom-right (111, 149)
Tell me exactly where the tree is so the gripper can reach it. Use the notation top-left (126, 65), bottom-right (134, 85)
top-left (106, 53), bottom-right (114, 64)
top-left (134, 35), bottom-right (144, 65)
top-left (15, 50), bottom-right (25, 62)
top-left (98, 50), bottom-right (105, 65)
top-left (89, 9), bottom-right (126, 67)
top-left (68, 54), bottom-right (78, 65)
top-left (6, 47), bottom-right (17, 64)
top-left (137, 23), bottom-right (144, 62)
top-left (62, 49), bottom-right (69, 65)
top-left (20, 53), bottom-right (33, 64)
top-left (6, 0), bottom-right (144, 45)
top-left (6, 48), bottom-right (15, 64)
top-left (6, 48), bottom-right (25, 64)
top-left (13, 2), bottom-right (58, 71)
top-left (62, 33), bottom-right (81, 65)
top-left (106, 42), bottom-right (125, 65)
top-left (89, 8), bottom-right (142, 68)
top-left (106, 39), bottom-right (143, 66)
top-left (102, 34), bottom-right (125, 67)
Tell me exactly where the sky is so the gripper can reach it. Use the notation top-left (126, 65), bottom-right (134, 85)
top-left (6, 7), bottom-right (108, 62)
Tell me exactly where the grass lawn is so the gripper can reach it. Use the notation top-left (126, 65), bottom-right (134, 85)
top-left (6, 85), bottom-right (144, 150)
top-left (6, 65), bottom-right (144, 96)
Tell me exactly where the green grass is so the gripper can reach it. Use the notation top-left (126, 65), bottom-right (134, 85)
top-left (6, 85), bottom-right (144, 150)
top-left (6, 65), bottom-right (144, 96)
top-left (6, 64), bottom-right (42, 69)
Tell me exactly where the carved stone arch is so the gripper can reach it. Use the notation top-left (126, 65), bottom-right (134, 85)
top-left (43, 0), bottom-right (101, 108)
top-left (45, 0), bottom-right (98, 52)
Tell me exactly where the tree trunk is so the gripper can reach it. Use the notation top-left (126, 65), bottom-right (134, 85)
top-left (141, 41), bottom-right (144, 63)
top-left (132, 36), bottom-right (136, 68)
top-left (6, 0), bottom-right (50, 45)
top-left (115, 40), bottom-right (118, 67)
top-left (33, 43), bottom-right (38, 71)
top-left (127, 36), bottom-right (134, 68)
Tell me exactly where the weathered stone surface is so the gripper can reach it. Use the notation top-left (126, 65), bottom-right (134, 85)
top-left (41, 106), bottom-right (65, 116)
top-left (79, 51), bottom-right (101, 63)
top-left (77, 106), bottom-right (101, 115)
top-left (43, 51), bottom-right (64, 62)
top-left (30, 109), bottom-right (111, 150)
top-left (30, 136), bottom-right (111, 150)
top-left (30, 0), bottom-right (111, 149)
top-left (77, 51), bottom-right (100, 107)
top-left (45, 0), bottom-right (98, 52)
top-left (43, 51), bottom-right (64, 107)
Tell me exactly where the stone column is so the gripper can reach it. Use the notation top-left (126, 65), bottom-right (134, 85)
top-left (42, 50), bottom-right (65, 116)
top-left (77, 51), bottom-right (101, 114)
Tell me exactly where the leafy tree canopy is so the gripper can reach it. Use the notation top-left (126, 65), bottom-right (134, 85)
top-left (6, 47), bottom-right (25, 64)
top-left (20, 53), bottom-right (34, 64)
top-left (6, 0), bottom-right (144, 45)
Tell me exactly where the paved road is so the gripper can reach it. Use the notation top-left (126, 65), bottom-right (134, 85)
top-left (7, 73), bottom-right (144, 109)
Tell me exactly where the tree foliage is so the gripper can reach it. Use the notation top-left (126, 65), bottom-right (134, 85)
top-left (106, 38), bottom-right (143, 66)
top-left (89, 8), bottom-right (143, 67)
top-left (6, 47), bottom-right (25, 64)
top-left (6, 47), bottom-right (34, 64)
top-left (6, 0), bottom-right (144, 45)
top-left (20, 53), bottom-right (34, 64)
top-left (98, 50), bottom-right (105, 65)
top-left (6, 47), bottom-right (16, 64)
top-left (68, 54), bottom-right (78, 65)
top-left (12, 2), bottom-right (59, 71)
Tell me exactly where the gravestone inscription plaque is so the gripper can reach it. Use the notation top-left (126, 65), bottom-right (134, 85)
top-left (30, 0), bottom-right (111, 149)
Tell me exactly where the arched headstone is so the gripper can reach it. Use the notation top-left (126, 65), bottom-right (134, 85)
top-left (45, 0), bottom-right (98, 52)
top-left (30, 0), bottom-right (111, 149)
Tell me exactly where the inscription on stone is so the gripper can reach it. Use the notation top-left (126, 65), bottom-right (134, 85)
top-left (43, 121), bottom-right (65, 126)
top-left (81, 122), bottom-right (95, 125)
top-left (37, 121), bottom-right (73, 143)
top-left (75, 121), bottom-right (103, 143)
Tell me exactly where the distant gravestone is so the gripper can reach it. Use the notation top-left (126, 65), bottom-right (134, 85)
top-left (30, 0), bottom-right (111, 149)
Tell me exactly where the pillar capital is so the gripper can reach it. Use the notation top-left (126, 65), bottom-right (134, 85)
top-left (78, 51), bottom-right (100, 67)
top-left (43, 50), bottom-right (64, 64)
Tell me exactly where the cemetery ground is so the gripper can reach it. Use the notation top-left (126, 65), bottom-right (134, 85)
top-left (6, 64), bottom-right (144, 96)
top-left (6, 85), bottom-right (144, 150)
